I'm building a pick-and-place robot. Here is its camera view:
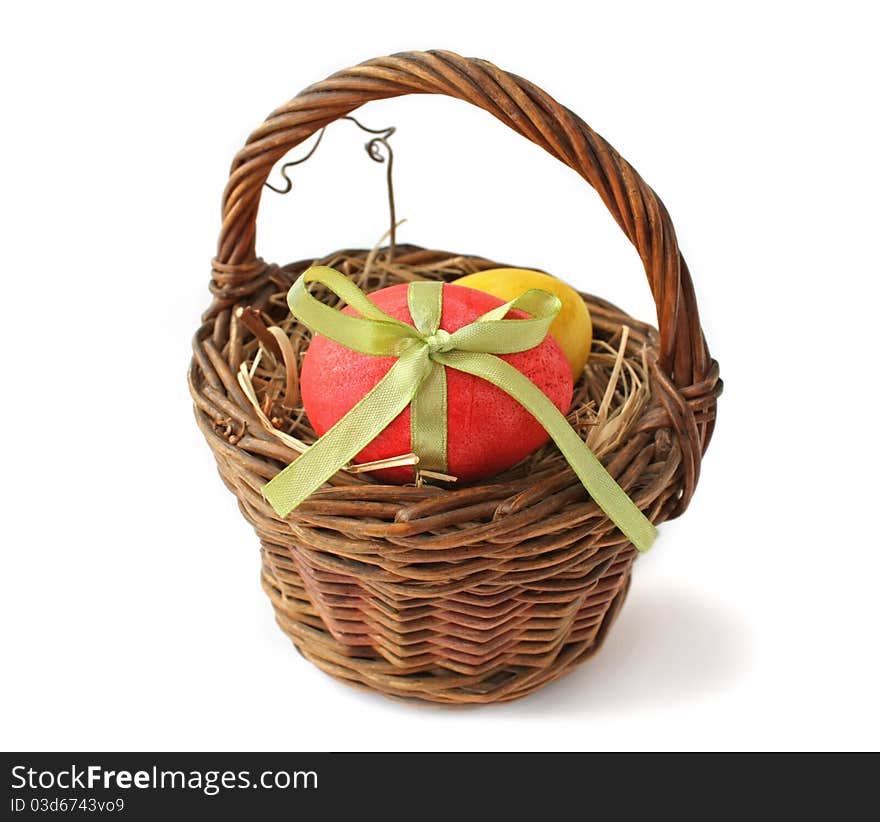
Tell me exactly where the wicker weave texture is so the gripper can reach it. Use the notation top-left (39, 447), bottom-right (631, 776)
top-left (189, 52), bottom-right (720, 703)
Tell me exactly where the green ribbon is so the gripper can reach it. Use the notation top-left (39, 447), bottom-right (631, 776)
top-left (262, 265), bottom-right (657, 552)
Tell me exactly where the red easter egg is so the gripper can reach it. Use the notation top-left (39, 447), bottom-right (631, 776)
top-left (300, 282), bottom-right (574, 483)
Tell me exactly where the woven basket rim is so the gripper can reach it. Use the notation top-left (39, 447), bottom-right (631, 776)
top-left (191, 244), bottom-right (719, 547)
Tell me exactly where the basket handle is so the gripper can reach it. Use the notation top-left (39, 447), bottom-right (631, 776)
top-left (214, 50), bottom-right (711, 389)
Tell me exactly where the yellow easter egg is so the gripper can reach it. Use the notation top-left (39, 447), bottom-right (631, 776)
top-left (455, 268), bottom-right (592, 379)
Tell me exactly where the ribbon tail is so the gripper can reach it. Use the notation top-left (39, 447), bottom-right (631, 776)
top-left (410, 362), bottom-right (447, 473)
top-left (263, 345), bottom-right (431, 518)
top-left (435, 351), bottom-right (657, 552)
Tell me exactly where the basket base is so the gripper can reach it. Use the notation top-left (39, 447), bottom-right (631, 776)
top-left (261, 538), bottom-right (634, 705)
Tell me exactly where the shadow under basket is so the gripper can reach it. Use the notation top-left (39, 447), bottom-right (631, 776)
top-left (189, 51), bottom-right (721, 704)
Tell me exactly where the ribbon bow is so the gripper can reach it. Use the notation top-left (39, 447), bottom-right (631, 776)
top-left (263, 266), bottom-right (656, 552)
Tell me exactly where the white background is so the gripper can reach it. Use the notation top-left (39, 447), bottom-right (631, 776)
top-left (2, 1), bottom-right (878, 752)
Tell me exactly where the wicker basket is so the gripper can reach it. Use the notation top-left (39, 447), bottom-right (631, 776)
top-left (189, 51), bottom-right (721, 704)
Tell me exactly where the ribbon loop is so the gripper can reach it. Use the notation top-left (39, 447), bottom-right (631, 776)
top-left (288, 266), bottom-right (420, 356)
top-left (262, 266), bottom-right (657, 552)
top-left (446, 289), bottom-right (562, 354)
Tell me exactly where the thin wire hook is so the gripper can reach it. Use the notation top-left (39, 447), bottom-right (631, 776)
top-left (263, 127), bottom-right (327, 194)
top-left (264, 116), bottom-right (398, 257)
